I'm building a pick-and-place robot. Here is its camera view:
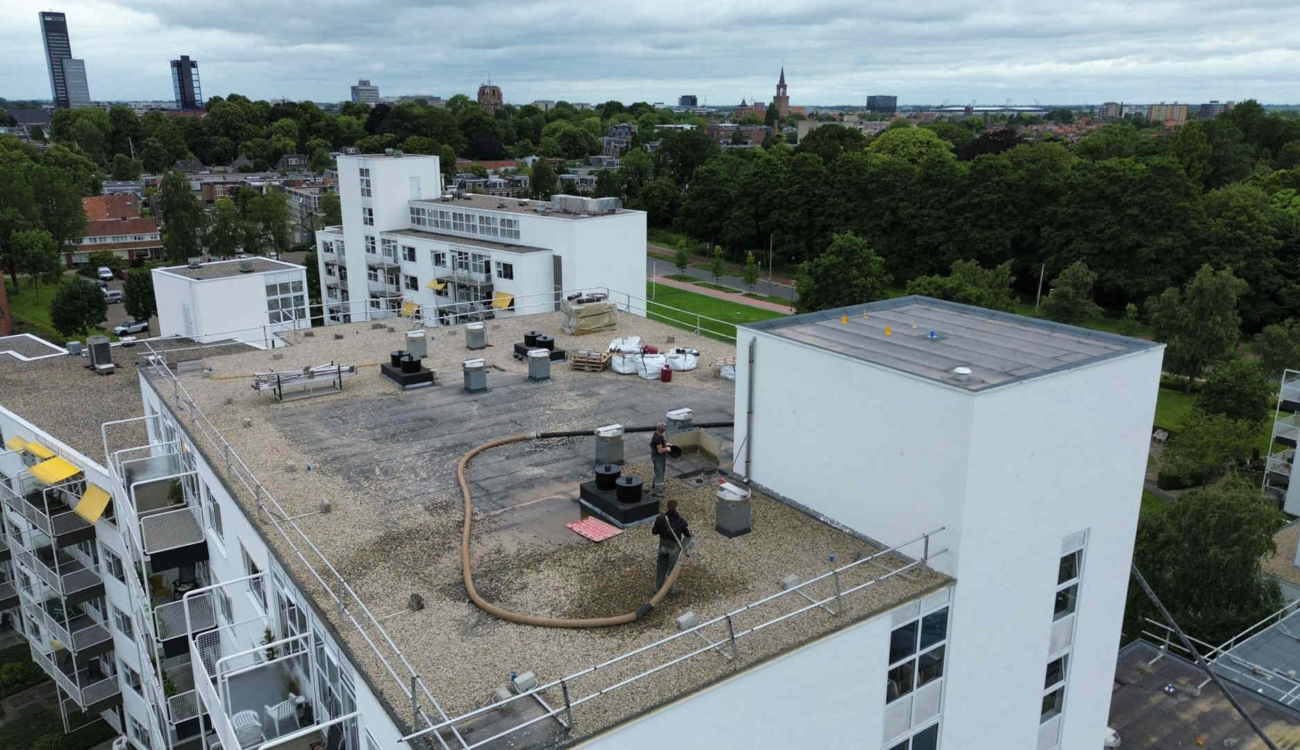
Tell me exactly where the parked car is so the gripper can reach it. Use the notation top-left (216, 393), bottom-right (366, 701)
top-left (104, 290), bottom-right (123, 304)
top-left (97, 266), bottom-right (114, 281)
top-left (113, 319), bottom-right (149, 335)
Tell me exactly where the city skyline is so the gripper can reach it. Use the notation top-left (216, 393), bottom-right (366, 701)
top-left (3, 0), bottom-right (1299, 107)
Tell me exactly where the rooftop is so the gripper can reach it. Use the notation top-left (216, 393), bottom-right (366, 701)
top-left (148, 311), bottom-right (948, 745)
top-left (414, 192), bottom-right (637, 220)
top-left (157, 257), bottom-right (304, 280)
top-left (84, 217), bottom-right (158, 238)
top-left (384, 228), bottom-right (551, 254)
top-left (82, 194), bottom-right (141, 221)
top-left (1108, 640), bottom-right (1300, 749)
top-left (1263, 521), bottom-right (1300, 590)
top-left (746, 296), bottom-right (1160, 392)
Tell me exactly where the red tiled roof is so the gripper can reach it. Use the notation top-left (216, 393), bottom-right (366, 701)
top-left (83, 217), bottom-right (160, 238)
top-left (82, 195), bottom-right (141, 221)
top-left (70, 240), bottom-right (162, 253)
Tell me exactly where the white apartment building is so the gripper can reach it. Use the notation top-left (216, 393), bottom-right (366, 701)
top-left (315, 153), bottom-right (646, 325)
top-left (0, 293), bottom-right (1162, 750)
top-left (153, 258), bottom-right (309, 348)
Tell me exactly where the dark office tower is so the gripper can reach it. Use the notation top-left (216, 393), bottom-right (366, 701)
top-left (39, 11), bottom-right (73, 108)
top-left (866, 95), bottom-right (898, 115)
top-left (171, 55), bottom-right (203, 110)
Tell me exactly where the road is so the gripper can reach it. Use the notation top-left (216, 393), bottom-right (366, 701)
top-left (644, 252), bottom-right (800, 304)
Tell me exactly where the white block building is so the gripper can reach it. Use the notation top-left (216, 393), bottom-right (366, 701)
top-left (153, 258), bottom-right (309, 348)
top-left (315, 153), bottom-right (646, 325)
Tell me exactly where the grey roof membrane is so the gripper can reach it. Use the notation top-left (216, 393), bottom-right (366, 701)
top-left (745, 296), bottom-right (1161, 392)
top-left (1218, 609), bottom-right (1300, 708)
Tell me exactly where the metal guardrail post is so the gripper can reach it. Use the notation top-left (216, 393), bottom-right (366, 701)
top-left (560, 679), bottom-right (574, 733)
top-left (411, 675), bottom-right (419, 725)
top-left (833, 570), bottom-right (843, 616)
top-left (725, 615), bottom-right (739, 661)
top-left (337, 576), bottom-right (346, 623)
top-left (923, 533), bottom-right (930, 565)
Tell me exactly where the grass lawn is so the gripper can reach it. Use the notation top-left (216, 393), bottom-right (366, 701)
top-left (1153, 386), bottom-right (1273, 455)
top-left (646, 281), bottom-right (786, 341)
top-left (1007, 300), bottom-right (1154, 340)
top-left (1140, 490), bottom-right (1168, 516)
top-left (693, 281), bottom-right (743, 294)
top-left (7, 275), bottom-right (118, 345)
top-left (745, 291), bottom-right (795, 306)
top-left (647, 227), bottom-right (703, 250)
top-left (0, 709), bottom-right (116, 750)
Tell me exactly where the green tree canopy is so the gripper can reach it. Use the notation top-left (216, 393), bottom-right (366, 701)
top-left (158, 171), bottom-right (203, 263)
top-left (49, 277), bottom-right (108, 339)
top-left (1196, 357), bottom-right (1274, 425)
top-left (906, 260), bottom-right (1016, 312)
top-left (123, 267), bottom-right (157, 322)
top-left (866, 126), bottom-right (954, 163)
top-left (1040, 261), bottom-right (1103, 325)
top-left (795, 231), bottom-right (892, 313)
top-left (11, 229), bottom-right (63, 296)
top-left (1255, 319), bottom-right (1300, 381)
top-left (318, 192), bottom-right (342, 227)
top-left (1146, 264), bottom-right (1248, 387)
top-left (742, 250), bottom-right (760, 291)
top-left (530, 158), bottom-right (557, 200)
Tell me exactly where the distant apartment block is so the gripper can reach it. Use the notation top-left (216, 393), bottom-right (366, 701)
top-left (63, 58), bottom-right (91, 108)
top-left (867, 95), bottom-right (898, 114)
top-left (170, 55), bottom-right (203, 110)
top-left (350, 78), bottom-right (379, 105)
top-left (531, 100), bottom-right (555, 112)
top-left (678, 94), bottom-right (698, 107)
top-left (68, 195), bottom-right (162, 266)
top-left (478, 83), bottom-right (503, 115)
top-left (608, 122), bottom-right (637, 139)
top-left (1200, 100), bottom-right (1235, 119)
top-left (1097, 102), bottom-right (1122, 119)
top-left (1147, 103), bottom-right (1188, 124)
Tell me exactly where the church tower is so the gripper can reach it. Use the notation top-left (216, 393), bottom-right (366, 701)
top-left (773, 67), bottom-right (789, 116)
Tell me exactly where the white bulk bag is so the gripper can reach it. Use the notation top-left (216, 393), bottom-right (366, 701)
top-left (665, 348), bottom-right (700, 372)
top-left (638, 353), bottom-right (668, 380)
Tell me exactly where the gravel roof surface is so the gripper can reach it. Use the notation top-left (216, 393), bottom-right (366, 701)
top-left (151, 312), bottom-right (951, 746)
top-left (1264, 521), bottom-right (1300, 589)
top-left (159, 257), bottom-right (303, 280)
top-left (0, 334), bottom-right (65, 359)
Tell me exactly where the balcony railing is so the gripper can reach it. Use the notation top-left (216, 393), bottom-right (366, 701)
top-left (170, 689), bottom-right (201, 723)
top-left (35, 602), bottom-right (112, 653)
top-left (1283, 379), bottom-right (1300, 405)
top-left (156, 593), bottom-right (216, 641)
top-left (1268, 451), bottom-right (1294, 478)
top-left (438, 269), bottom-right (492, 287)
top-left (1276, 414), bottom-right (1300, 444)
top-left (0, 580), bottom-right (17, 609)
top-left (33, 647), bottom-right (121, 709)
top-left (365, 253), bottom-right (399, 268)
top-left (366, 278), bottom-right (400, 295)
top-left (141, 506), bottom-right (205, 556)
top-left (0, 474), bottom-right (93, 540)
top-left (14, 546), bottom-right (103, 598)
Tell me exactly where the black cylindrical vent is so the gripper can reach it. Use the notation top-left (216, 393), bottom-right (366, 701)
top-left (390, 350), bottom-right (404, 368)
top-left (401, 355), bottom-right (421, 374)
top-left (595, 463), bottom-right (621, 490)
top-left (524, 331), bottom-right (540, 348)
top-left (536, 335), bottom-right (555, 351)
top-left (615, 476), bottom-right (643, 504)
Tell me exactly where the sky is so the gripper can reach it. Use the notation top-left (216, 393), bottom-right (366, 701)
top-left (3, 0), bottom-right (1300, 107)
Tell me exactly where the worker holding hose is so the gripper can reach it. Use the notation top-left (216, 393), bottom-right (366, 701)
top-left (652, 500), bottom-right (692, 593)
top-left (650, 422), bottom-right (675, 497)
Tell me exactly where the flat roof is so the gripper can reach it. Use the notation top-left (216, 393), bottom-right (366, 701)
top-left (150, 311), bottom-right (948, 745)
top-left (1264, 521), bottom-right (1300, 590)
top-left (158, 257), bottom-right (304, 280)
top-left (1109, 640), bottom-right (1300, 749)
top-left (746, 296), bottom-right (1161, 392)
top-left (413, 192), bottom-right (637, 219)
top-left (384, 228), bottom-right (551, 254)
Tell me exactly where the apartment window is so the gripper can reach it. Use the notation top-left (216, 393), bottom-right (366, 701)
top-left (410, 206), bottom-right (427, 226)
top-left (336, 239), bottom-right (346, 257)
top-left (431, 251), bottom-right (447, 268)
top-left (477, 215), bottom-right (498, 236)
top-left (103, 548), bottom-right (125, 584)
top-left (243, 546), bottom-right (266, 611)
top-left (499, 217), bottom-right (520, 240)
top-left (113, 605), bottom-right (134, 641)
top-left (451, 211), bottom-right (478, 234)
top-left (365, 235), bottom-right (376, 254)
top-left (266, 276), bottom-right (306, 325)
top-left (432, 208), bottom-right (452, 230)
top-left (362, 207), bottom-right (374, 226)
top-left (381, 238), bottom-right (398, 259)
top-left (1055, 549), bottom-right (1081, 621)
top-left (495, 261), bottom-right (514, 280)
top-left (402, 245), bottom-right (416, 262)
top-left (887, 606), bottom-right (948, 703)
top-left (359, 167), bottom-right (371, 197)
top-left (885, 723), bottom-right (939, 750)
top-left (120, 659), bottom-right (142, 694)
top-left (204, 482), bottom-right (224, 542)
top-left (131, 716), bottom-right (152, 750)
top-left (404, 275), bottom-right (418, 291)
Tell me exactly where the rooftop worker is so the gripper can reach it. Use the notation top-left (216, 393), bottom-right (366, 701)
top-left (650, 422), bottom-right (674, 497)
top-left (652, 499), bottom-right (691, 593)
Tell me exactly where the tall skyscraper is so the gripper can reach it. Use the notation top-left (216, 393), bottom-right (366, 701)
top-left (351, 78), bottom-right (379, 105)
top-left (62, 58), bottom-right (90, 108)
top-left (171, 55), bottom-right (203, 110)
top-left (867, 95), bottom-right (898, 114)
top-left (678, 95), bottom-right (698, 107)
top-left (38, 11), bottom-right (74, 108)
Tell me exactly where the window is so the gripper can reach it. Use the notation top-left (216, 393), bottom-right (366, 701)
top-left (404, 275), bottom-right (418, 291)
top-left (365, 235), bottom-right (376, 254)
top-left (499, 217), bottom-right (520, 240)
top-left (359, 167), bottom-right (371, 197)
top-left (495, 261), bottom-right (514, 280)
top-left (886, 606), bottom-right (947, 703)
top-left (478, 215), bottom-right (498, 236)
top-left (1041, 686), bottom-right (1064, 722)
top-left (886, 723), bottom-right (939, 750)
top-left (366, 729), bottom-right (381, 750)
top-left (204, 482), bottom-right (224, 542)
top-left (381, 238), bottom-right (398, 260)
top-left (432, 251), bottom-right (447, 268)
top-left (1042, 533), bottom-right (1086, 733)
top-left (431, 208), bottom-right (452, 230)
top-left (243, 546), bottom-right (265, 611)
top-left (1045, 655), bottom-right (1067, 690)
top-left (402, 245), bottom-right (416, 262)
top-left (410, 206), bottom-right (427, 226)
top-left (113, 605), bottom-right (134, 641)
top-left (265, 275), bottom-right (307, 325)
top-left (131, 716), bottom-right (152, 750)
top-left (103, 548), bottom-right (125, 584)
top-left (1054, 549), bottom-right (1081, 621)
top-left (362, 207), bottom-right (374, 226)
top-left (120, 659), bottom-right (141, 693)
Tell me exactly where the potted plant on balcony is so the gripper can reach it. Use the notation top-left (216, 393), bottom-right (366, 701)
top-left (163, 674), bottom-right (177, 698)
top-left (261, 628), bottom-right (279, 662)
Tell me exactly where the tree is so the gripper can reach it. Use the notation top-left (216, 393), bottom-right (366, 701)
top-left (906, 260), bottom-right (1017, 312)
top-left (318, 192), bottom-right (342, 227)
top-left (1196, 357), bottom-right (1274, 424)
top-left (742, 250), bottom-right (760, 291)
top-left (158, 171), bottom-right (203, 263)
top-left (86, 250), bottom-right (125, 276)
top-left (1118, 303), bottom-right (1141, 337)
top-left (140, 137), bottom-right (170, 173)
top-left (593, 169), bottom-right (621, 199)
top-left (633, 176), bottom-right (679, 226)
top-left (1146, 264), bottom-right (1249, 388)
top-left (795, 231), bottom-right (892, 313)
top-left (49, 277), bottom-right (108, 339)
top-left (764, 103), bottom-right (780, 129)
top-left (866, 126), bottom-right (954, 163)
top-left (530, 158), bottom-right (557, 200)
top-left (28, 164), bottom-right (88, 253)
top-left (239, 192), bottom-right (290, 256)
top-left (1040, 261), bottom-right (1103, 325)
top-left (1255, 319), bottom-right (1300, 381)
top-left (206, 198), bottom-right (242, 258)
top-left (122, 267), bottom-right (156, 322)
top-left (795, 125), bottom-right (868, 164)
top-left (10, 229), bottom-right (63, 297)
top-left (673, 240), bottom-right (689, 274)
top-left (709, 245), bottom-right (725, 283)
top-left (110, 152), bottom-right (142, 180)
top-left (1160, 408), bottom-right (1258, 486)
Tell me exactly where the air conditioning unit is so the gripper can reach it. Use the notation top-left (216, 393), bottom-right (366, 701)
top-left (87, 335), bottom-right (115, 374)
top-left (187, 256), bottom-right (202, 268)
top-left (238, 259), bottom-right (254, 273)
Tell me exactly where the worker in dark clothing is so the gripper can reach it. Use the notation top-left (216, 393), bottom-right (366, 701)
top-left (653, 499), bottom-right (691, 592)
top-left (650, 423), bottom-right (674, 497)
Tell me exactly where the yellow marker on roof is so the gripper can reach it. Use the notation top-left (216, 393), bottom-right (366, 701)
top-left (862, 311), bottom-right (869, 319)
top-left (841, 315), bottom-right (848, 325)
top-left (885, 325), bottom-right (893, 336)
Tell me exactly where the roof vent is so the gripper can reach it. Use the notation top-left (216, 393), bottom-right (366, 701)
top-left (187, 257), bottom-right (202, 269)
top-left (950, 366), bottom-right (983, 385)
top-left (238, 259), bottom-right (254, 273)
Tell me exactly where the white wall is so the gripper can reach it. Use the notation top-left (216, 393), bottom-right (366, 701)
top-left (578, 608), bottom-right (892, 749)
top-left (153, 268), bottom-right (193, 339)
top-left (154, 264), bottom-right (308, 347)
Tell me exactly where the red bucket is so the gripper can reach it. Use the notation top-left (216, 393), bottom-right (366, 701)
top-left (660, 364), bottom-right (673, 383)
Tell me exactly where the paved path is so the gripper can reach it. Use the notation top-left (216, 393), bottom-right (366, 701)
top-left (645, 246), bottom-right (800, 303)
top-left (649, 276), bottom-right (794, 314)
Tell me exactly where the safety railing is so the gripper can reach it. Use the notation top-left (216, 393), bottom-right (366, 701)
top-left (140, 505), bottom-right (205, 555)
top-left (33, 648), bottom-right (121, 708)
top-left (399, 528), bottom-right (947, 747)
top-left (156, 593), bottom-right (216, 641)
top-left (1267, 451), bottom-right (1294, 477)
top-left (1141, 617), bottom-right (1300, 707)
top-left (0, 472), bottom-right (92, 539)
top-left (35, 603), bottom-right (112, 653)
top-left (169, 689), bottom-right (201, 723)
top-left (1275, 413), bottom-right (1300, 444)
top-left (14, 545), bottom-right (102, 597)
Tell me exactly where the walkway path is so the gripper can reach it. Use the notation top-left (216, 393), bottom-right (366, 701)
top-left (649, 276), bottom-right (794, 314)
top-left (646, 245), bottom-right (800, 303)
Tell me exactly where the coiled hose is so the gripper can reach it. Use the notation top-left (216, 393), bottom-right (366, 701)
top-left (458, 422), bottom-right (733, 628)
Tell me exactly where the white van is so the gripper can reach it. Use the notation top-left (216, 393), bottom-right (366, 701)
top-left (104, 290), bottom-right (123, 304)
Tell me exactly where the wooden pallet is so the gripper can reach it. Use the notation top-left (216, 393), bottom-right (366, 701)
top-left (570, 351), bottom-right (611, 372)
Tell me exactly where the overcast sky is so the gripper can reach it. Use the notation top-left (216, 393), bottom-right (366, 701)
top-left (4, 0), bottom-right (1299, 107)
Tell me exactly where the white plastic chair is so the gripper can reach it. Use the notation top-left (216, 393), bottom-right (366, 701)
top-left (264, 693), bottom-right (300, 737)
top-left (232, 710), bottom-right (264, 748)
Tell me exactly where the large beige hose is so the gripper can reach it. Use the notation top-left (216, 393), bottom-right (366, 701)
top-left (459, 434), bottom-right (683, 627)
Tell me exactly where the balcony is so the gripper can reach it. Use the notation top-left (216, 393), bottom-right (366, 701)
top-left (119, 450), bottom-right (184, 491)
top-left (438, 269), bottom-right (493, 288)
top-left (33, 647), bottom-right (122, 714)
top-left (365, 252), bottom-right (399, 269)
top-left (0, 580), bottom-right (17, 610)
top-left (1268, 450), bottom-right (1293, 487)
top-left (366, 278), bottom-right (400, 295)
top-left (141, 506), bottom-right (209, 571)
top-left (14, 545), bottom-right (104, 603)
top-left (0, 534), bottom-right (10, 563)
top-left (1283, 379), bottom-right (1300, 411)
top-left (156, 593), bottom-right (217, 658)
top-left (1277, 413), bottom-right (1300, 448)
top-left (33, 599), bottom-right (113, 657)
top-left (0, 474), bottom-right (95, 545)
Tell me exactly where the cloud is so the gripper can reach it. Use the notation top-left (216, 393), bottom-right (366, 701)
top-left (3, 0), bottom-right (1298, 105)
